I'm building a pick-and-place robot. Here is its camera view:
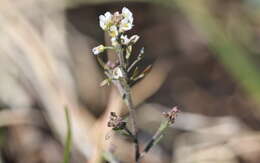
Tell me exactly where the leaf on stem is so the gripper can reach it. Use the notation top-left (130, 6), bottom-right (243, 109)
top-left (131, 65), bottom-right (152, 81)
top-left (126, 45), bottom-right (132, 59)
top-left (100, 78), bottom-right (110, 87)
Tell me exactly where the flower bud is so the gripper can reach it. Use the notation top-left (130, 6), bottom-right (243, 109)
top-left (163, 106), bottom-right (180, 124)
top-left (107, 112), bottom-right (126, 130)
top-left (92, 45), bottom-right (105, 55)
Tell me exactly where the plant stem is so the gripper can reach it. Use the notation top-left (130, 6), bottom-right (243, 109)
top-left (63, 107), bottom-right (72, 163)
top-left (103, 151), bottom-right (120, 163)
top-left (137, 121), bottom-right (170, 162)
top-left (124, 127), bottom-right (138, 143)
top-left (123, 84), bottom-right (140, 162)
top-left (115, 42), bottom-right (140, 162)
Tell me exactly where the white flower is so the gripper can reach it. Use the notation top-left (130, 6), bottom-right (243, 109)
top-left (109, 25), bottom-right (119, 37)
top-left (122, 7), bottom-right (133, 24)
top-left (120, 34), bottom-right (140, 45)
top-left (99, 12), bottom-right (112, 30)
top-left (119, 18), bottom-right (133, 32)
top-left (113, 67), bottom-right (123, 79)
top-left (92, 45), bottom-right (105, 55)
top-left (119, 7), bottom-right (134, 32)
top-left (99, 7), bottom-right (134, 33)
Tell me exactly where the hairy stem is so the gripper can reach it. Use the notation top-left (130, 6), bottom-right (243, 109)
top-left (123, 89), bottom-right (140, 161)
top-left (115, 42), bottom-right (140, 162)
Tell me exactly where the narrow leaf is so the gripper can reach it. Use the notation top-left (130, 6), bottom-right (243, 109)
top-left (100, 78), bottom-right (110, 87)
top-left (63, 107), bottom-right (72, 163)
top-left (126, 45), bottom-right (132, 59)
top-left (130, 67), bottom-right (139, 80)
top-left (142, 65), bottom-right (152, 74)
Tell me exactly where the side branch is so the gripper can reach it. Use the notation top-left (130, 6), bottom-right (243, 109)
top-left (137, 121), bottom-right (170, 161)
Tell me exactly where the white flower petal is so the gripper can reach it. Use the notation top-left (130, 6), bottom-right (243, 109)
top-left (122, 7), bottom-right (133, 17)
top-left (128, 16), bottom-right (133, 24)
top-left (104, 12), bottom-right (112, 18)
top-left (99, 22), bottom-right (105, 29)
top-left (122, 7), bottom-right (133, 24)
top-left (99, 12), bottom-right (112, 30)
top-left (99, 16), bottom-right (105, 29)
top-left (99, 15), bottom-right (105, 21)
top-left (119, 17), bottom-right (133, 32)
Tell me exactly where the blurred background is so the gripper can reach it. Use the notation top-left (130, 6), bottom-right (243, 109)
top-left (1, 0), bottom-right (260, 162)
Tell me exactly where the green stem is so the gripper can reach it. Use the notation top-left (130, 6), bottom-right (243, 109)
top-left (63, 107), bottom-right (72, 163)
top-left (115, 39), bottom-right (140, 162)
top-left (137, 120), bottom-right (170, 162)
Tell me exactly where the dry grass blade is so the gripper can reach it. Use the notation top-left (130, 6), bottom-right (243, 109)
top-left (0, 0), bottom-right (95, 159)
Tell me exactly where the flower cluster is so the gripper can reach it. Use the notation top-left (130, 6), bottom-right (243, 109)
top-left (92, 7), bottom-right (139, 55)
top-left (99, 7), bottom-right (133, 34)
top-left (92, 7), bottom-right (148, 84)
top-left (107, 112), bottom-right (126, 130)
top-left (163, 106), bottom-right (180, 125)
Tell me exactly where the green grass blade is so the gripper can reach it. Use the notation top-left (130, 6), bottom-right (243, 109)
top-left (63, 107), bottom-right (72, 163)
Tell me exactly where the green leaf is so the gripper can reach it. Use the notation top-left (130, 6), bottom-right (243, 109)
top-left (132, 65), bottom-right (152, 81)
top-left (126, 45), bottom-right (132, 59)
top-left (117, 129), bottom-right (131, 137)
top-left (133, 73), bottom-right (145, 81)
top-left (63, 107), bottom-right (72, 163)
top-left (130, 67), bottom-right (139, 80)
top-left (100, 78), bottom-right (110, 87)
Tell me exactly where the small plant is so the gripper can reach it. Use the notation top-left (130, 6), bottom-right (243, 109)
top-left (92, 7), bottom-right (179, 162)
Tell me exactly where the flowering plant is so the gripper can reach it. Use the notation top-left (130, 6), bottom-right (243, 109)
top-left (92, 7), bottom-right (179, 163)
